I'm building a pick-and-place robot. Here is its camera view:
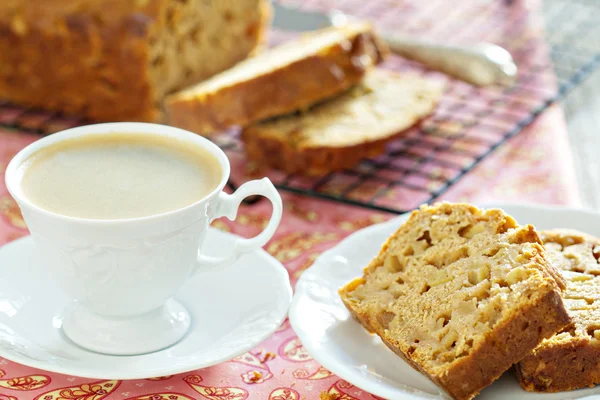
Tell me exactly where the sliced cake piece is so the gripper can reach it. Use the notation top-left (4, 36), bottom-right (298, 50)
top-left (339, 202), bottom-right (570, 400)
top-left (241, 69), bottom-right (444, 176)
top-left (516, 229), bottom-right (600, 392)
top-left (166, 22), bottom-right (387, 135)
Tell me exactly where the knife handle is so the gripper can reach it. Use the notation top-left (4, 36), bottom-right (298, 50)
top-left (382, 34), bottom-right (518, 87)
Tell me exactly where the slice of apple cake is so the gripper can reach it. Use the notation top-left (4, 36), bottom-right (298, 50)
top-left (516, 229), bottom-right (600, 392)
top-left (339, 202), bottom-right (570, 400)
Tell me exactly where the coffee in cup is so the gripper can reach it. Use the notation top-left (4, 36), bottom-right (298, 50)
top-left (18, 132), bottom-right (222, 220)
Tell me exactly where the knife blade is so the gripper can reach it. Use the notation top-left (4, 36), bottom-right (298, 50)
top-left (271, 2), bottom-right (341, 31)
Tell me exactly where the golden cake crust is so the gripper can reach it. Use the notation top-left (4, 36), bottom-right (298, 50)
top-left (166, 22), bottom-right (387, 135)
top-left (515, 229), bottom-right (600, 393)
top-left (339, 203), bottom-right (570, 400)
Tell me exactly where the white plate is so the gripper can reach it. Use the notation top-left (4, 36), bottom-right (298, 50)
top-left (290, 203), bottom-right (600, 400)
top-left (0, 227), bottom-right (292, 379)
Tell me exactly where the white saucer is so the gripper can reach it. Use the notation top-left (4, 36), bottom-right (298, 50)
top-left (290, 203), bottom-right (600, 400)
top-left (0, 227), bottom-right (292, 379)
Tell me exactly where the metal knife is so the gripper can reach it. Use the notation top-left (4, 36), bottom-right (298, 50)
top-left (271, 2), bottom-right (517, 87)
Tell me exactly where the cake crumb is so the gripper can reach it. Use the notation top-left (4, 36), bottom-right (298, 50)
top-left (248, 371), bottom-right (262, 382)
top-left (261, 351), bottom-right (277, 362)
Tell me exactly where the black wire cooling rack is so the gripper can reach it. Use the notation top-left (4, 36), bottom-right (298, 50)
top-left (1, 0), bottom-right (599, 214)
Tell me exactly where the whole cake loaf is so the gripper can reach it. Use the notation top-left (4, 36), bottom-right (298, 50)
top-left (0, 0), bottom-right (270, 122)
top-left (166, 22), bottom-right (386, 135)
top-left (339, 202), bottom-right (571, 400)
top-left (516, 229), bottom-right (600, 392)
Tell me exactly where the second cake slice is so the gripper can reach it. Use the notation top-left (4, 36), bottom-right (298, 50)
top-left (339, 202), bottom-right (570, 400)
top-left (242, 69), bottom-right (443, 176)
top-left (166, 22), bottom-right (386, 135)
top-left (516, 229), bottom-right (600, 392)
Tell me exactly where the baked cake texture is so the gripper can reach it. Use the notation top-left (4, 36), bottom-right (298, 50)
top-left (166, 22), bottom-right (387, 135)
top-left (339, 202), bottom-right (571, 400)
top-left (242, 69), bottom-right (443, 176)
top-left (515, 229), bottom-right (600, 392)
top-left (0, 0), bottom-right (270, 122)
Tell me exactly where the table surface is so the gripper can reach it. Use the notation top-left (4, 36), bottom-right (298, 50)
top-left (0, 1), bottom-right (596, 399)
top-left (564, 68), bottom-right (600, 209)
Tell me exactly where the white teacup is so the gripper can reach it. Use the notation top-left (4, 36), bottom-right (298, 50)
top-left (5, 123), bottom-right (283, 355)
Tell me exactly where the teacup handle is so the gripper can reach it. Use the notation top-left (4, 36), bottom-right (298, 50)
top-left (196, 178), bottom-right (282, 270)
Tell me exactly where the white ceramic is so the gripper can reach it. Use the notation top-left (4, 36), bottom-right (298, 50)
top-left (290, 203), bottom-right (600, 400)
top-left (0, 229), bottom-right (291, 379)
top-left (4, 122), bottom-right (283, 356)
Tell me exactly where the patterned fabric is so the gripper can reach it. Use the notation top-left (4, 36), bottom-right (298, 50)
top-left (0, 102), bottom-right (581, 399)
top-left (0, 0), bottom-right (581, 398)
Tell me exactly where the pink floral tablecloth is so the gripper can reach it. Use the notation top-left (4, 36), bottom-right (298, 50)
top-left (0, 0), bottom-right (583, 398)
